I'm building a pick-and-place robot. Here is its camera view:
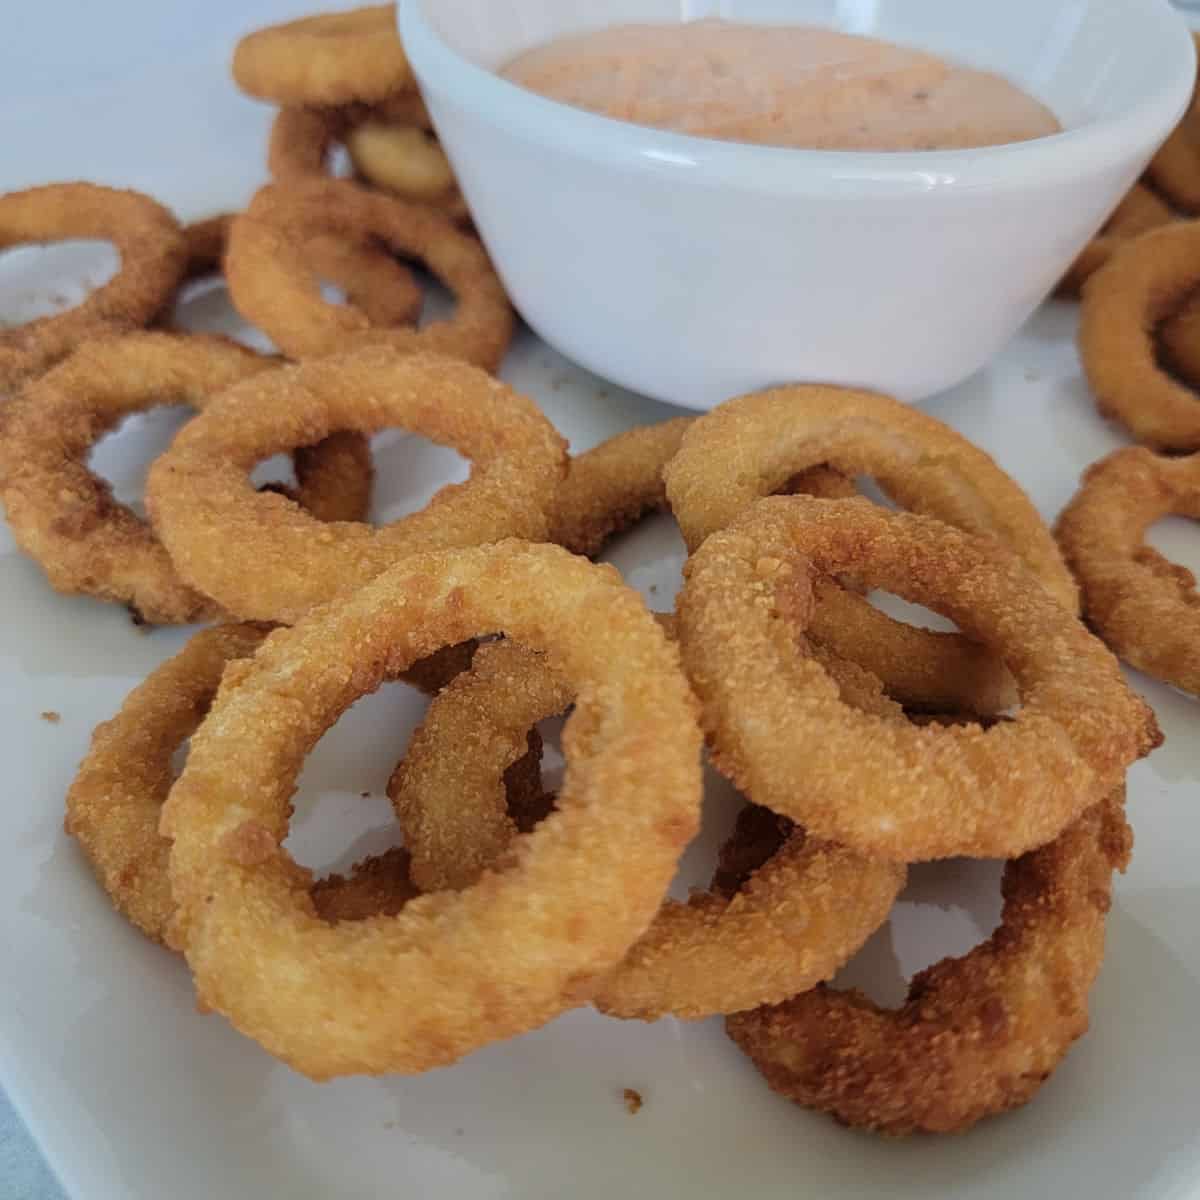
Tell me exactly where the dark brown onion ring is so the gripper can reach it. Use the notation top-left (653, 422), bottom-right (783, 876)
top-left (726, 789), bottom-right (1131, 1135)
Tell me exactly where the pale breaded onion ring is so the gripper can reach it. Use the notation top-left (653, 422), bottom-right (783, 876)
top-left (345, 123), bottom-right (454, 199)
top-left (1056, 446), bottom-right (1200, 695)
top-left (665, 386), bottom-right (1077, 715)
top-left (677, 496), bottom-right (1160, 861)
top-left (226, 180), bottom-right (511, 370)
top-left (0, 184), bottom-right (188, 391)
top-left (66, 624), bottom-right (417, 942)
top-left (1079, 220), bottom-right (1200, 450)
top-left (146, 348), bottom-right (567, 624)
top-left (161, 541), bottom-right (702, 1079)
top-left (231, 5), bottom-right (412, 107)
top-left (726, 789), bottom-right (1131, 1135)
top-left (268, 106), bottom-right (469, 222)
top-left (1057, 182), bottom-right (1173, 297)
top-left (390, 637), bottom-right (905, 1021)
top-left (165, 212), bottom-right (423, 335)
top-left (344, 121), bottom-right (469, 219)
top-left (0, 332), bottom-right (371, 624)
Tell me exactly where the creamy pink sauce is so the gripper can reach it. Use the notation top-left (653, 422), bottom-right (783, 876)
top-left (501, 22), bottom-right (1060, 151)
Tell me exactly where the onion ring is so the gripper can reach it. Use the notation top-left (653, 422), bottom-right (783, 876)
top-left (1057, 182), bottom-right (1173, 297)
top-left (677, 495), bottom-right (1159, 861)
top-left (226, 180), bottom-right (511, 369)
top-left (345, 121), bottom-right (469, 219)
top-left (665, 386), bottom-right (1077, 715)
top-left (1055, 446), bottom-right (1200, 695)
top-left (548, 416), bottom-right (856, 558)
top-left (146, 347), bottom-right (567, 624)
top-left (345, 122), bottom-right (455, 200)
top-left (65, 624), bottom-right (425, 944)
top-left (726, 789), bottom-right (1131, 1135)
top-left (0, 332), bottom-right (372, 624)
top-left (164, 212), bottom-right (423, 335)
top-left (390, 410), bottom-right (896, 888)
top-left (0, 183), bottom-right (188, 392)
top-left (1147, 115), bottom-right (1200, 215)
top-left (160, 540), bottom-right (702, 1079)
top-left (1078, 218), bottom-right (1200, 450)
top-left (231, 5), bottom-right (412, 107)
top-left (268, 106), bottom-right (469, 221)
top-left (389, 636), bottom-right (905, 1020)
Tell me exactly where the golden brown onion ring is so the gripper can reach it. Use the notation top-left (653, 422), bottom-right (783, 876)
top-left (146, 348), bottom-right (567, 624)
top-left (164, 212), bottom-right (423, 337)
top-left (1056, 446), bottom-right (1200, 695)
top-left (1057, 183), bottom-right (1173, 297)
top-left (390, 636), bottom-right (905, 1021)
top-left (1079, 220), bottom-right (1200, 450)
top-left (226, 180), bottom-right (511, 370)
top-left (231, 5), bottom-right (412, 107)
top-left (268, 106), bottom-right (470, 222)
top-left (0, 183), bottom-right (187, 391)
top-left (677, 495), bottom-right (1159, 861)
top-left (161, 540), bottom-right (702, 1079)
top-left (665, 386), bottom-right (1076, 715)
top-left (65, 624), bottom-right (429, 943)
top-left (0, 332), bottom-right (371, 624)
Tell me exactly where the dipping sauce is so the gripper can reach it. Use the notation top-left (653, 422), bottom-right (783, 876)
top-left (501, 22), bottom-right (1060, 151)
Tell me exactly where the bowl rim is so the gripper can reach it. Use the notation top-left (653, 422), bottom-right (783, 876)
top-left (397, 0), bottom-right (1196, 194)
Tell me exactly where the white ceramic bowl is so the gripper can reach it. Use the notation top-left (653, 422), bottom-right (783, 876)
top-left (399, 0), bottom-right (1195, 410)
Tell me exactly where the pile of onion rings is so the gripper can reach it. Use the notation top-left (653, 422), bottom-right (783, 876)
top-left (239, 3), bottom-right (470, 223)
top-left (2, 3), bottom-right (1171, 1147)
top-left (664, 384), bottom-right (1078, 716)
top-left (65, 623), bottom-right (420, 943)
top-left (0, 332), bottom-right (372, 623)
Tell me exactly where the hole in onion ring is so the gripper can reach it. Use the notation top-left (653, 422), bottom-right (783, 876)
top-left (168, 257), bottom-right (416, 353)
top-left (0, 239), bottom-right (117, 328)
top-left (87, 404), bottom-right (194, 517)
top-left (371, 430), bottom-right (468, 527)
top-left (832, 860), bottom-right (1005, 1007)
top-left (1146, 513), bottom-right (1200, 580)
top-left (596, 508), bottom-right (687, 614)
top-left (280, 680), bottom-right (436, 883)
top-left (88, 416), bottom-right (367, 529)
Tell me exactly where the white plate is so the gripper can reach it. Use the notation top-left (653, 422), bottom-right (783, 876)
top-left (2, 5), bottom-right (1199, 1199)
